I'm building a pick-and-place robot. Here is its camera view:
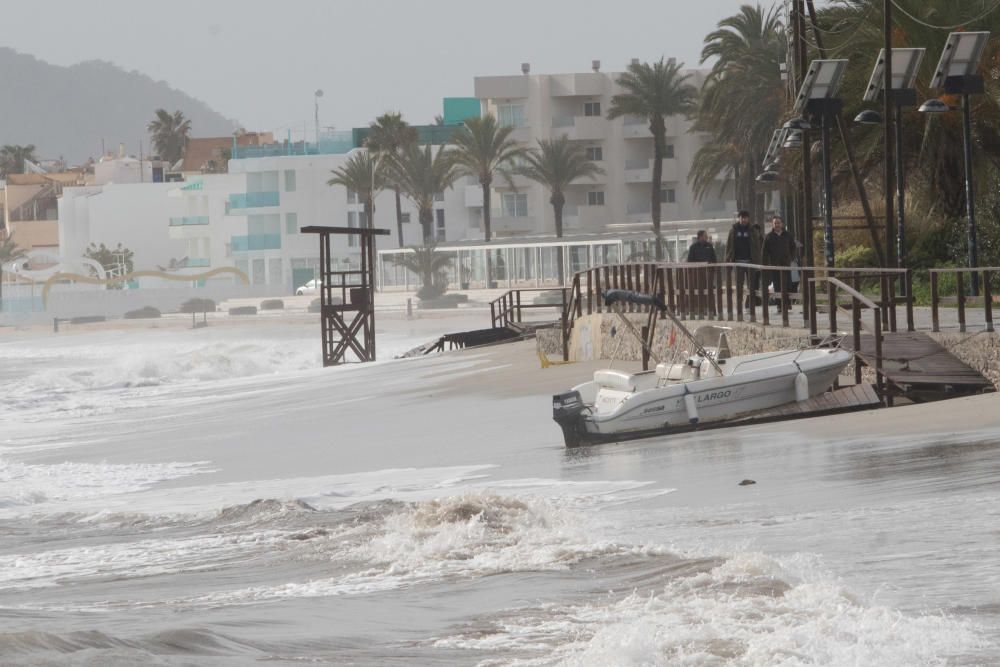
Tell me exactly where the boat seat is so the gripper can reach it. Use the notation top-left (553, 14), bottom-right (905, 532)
top-left (655, 362), bottom-right (687, 381)
top-left (593, 369), bottom-right (636, 392)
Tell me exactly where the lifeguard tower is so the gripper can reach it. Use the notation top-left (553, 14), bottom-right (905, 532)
top-left (302, 225), bottom-right (390, 366)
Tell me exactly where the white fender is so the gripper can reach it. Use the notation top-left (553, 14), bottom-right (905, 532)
top-left (684, 393), bottom-right (699, 424)
top-left (795, 371), bottom-right (810, 402)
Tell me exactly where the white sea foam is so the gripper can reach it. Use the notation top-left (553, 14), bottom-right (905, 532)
top-left (0, 458), bottom-right (214, 509)
top-left (437, 551), bottom-right (988, 666)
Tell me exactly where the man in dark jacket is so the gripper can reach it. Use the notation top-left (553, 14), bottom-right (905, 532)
top-left (725, 210), bottom-right (763, 308)
top-left (687, 230), bottom-right (717, 263)
top-left (761, 215), bottom-right (797, 304)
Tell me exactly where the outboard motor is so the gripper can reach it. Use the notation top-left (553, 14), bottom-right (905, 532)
top-left (552, 390), bottom-right (587, 447)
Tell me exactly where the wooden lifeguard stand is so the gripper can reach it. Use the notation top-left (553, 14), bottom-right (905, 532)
top-left (302, 225), bottom-right (390, 366)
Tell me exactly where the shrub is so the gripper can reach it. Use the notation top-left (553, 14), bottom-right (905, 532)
top-left (228, 306), bottom-right (258, 316)
top-left (124, 306), bottom-right (161, 319)
top-left (180, 298), bottom-right (216, 313)
top-left (260, 299), bottom-right (284, 310)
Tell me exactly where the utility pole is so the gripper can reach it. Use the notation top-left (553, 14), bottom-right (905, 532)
top-left (883, 0), bottom-right (896, 269)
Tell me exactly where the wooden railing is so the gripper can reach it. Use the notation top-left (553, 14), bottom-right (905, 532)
top-left (812, 276), bottom-right (885, 400)
top-left (928, 267), bottom-right (998, 333)
top-left (490, 287), bottom-right (569, 329)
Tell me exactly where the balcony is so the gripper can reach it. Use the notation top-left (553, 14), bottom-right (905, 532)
top-left (168, 215), bottom-right (209, 226)
top-left (474, 76), bottom-right (530, 100)
top-left (551, 115), bottom-right (607, 141)
top-left (622, 119), bottom-right (652, 139)
top-left (549, 73), bottom-right (606, 97)
top-left (228, 191), bottom-right (280, 210)
top-left (464, 185), bottom-right (484, 208)
top-left (186, 258), bottom-right (210, 267)
top-left (624, 159), bottom-right (678, 183)
top-left (231, 234), bottom-right (281, 252)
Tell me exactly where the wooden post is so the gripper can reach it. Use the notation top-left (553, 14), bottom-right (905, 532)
top-left (736, 267), bottom-right (744, 322)
top-left (781, 271), bottom-right (790, 327)
top-left (666, 267), bottom-right (676, 314)
top-left (516, 290), bottom-right (522, 324)
top-left (761, 271), bottom-right (770, 326)
top-left (828, 281), bottom-right (837, 334)
top-left (984, 270), bottom-right (994, 333)
top-left (905, 270), bottom-right (915, 332)
top-left (852, 296), bottom-right (862, 385)
top-left (887, 273), bottom-right (897, 333)
top-left (808, 277), bottom-right (818, 336)
top-left (715, 265), bottom-right (724, 320)
top-left (641, 325), bottom-right (650, 371)
top-left (874, 307), bottom-right (884, 399)
top-left (725, 266), bottom-right (733, 321)
top-left (931, 271), bottom-right (940, 332)
top-left (957, 271), bottom-right (966, 333)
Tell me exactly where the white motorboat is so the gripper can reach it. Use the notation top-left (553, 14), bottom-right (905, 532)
top-left (552, 291), bottom-right (853, 447)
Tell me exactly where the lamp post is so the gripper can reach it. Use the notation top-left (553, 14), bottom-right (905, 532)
top-left (790, 59), bottom-right (849, 267)
top-left (922, 31), bottom-right (990, 296)
top-left (855, 47), bottom-right (925, 280)
top-left (314, 89), bottom-right (324, 147)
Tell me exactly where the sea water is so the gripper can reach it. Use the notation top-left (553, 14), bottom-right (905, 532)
top-left (0, 319), bottom-right (997, 665)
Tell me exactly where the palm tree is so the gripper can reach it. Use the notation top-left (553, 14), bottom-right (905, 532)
top-left (690, 5), bottom-right (785, 225)
top-left (0, 233), bottom-right (27, 305)
top-left (0, 144), bottom-right (38, 176)
top-left (390, 143), bottom-right (461, 243)
top-left (450, 115), bottom-right (528, 243)
top-left (147, 109), bottom-right (192, 165)
top-left (517, 136), bottom-right (604, 284)
top-left (607, 58), bottom-right (698, 260)
top-left (392, 242), bottom-right (454, 299)
top-left (366, 112), bottom-right (419, 246)
top-left (327, 150), bottom-right (386, 231)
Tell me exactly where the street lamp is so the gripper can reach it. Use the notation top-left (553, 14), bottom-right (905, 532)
top-left (314, 89), bottom-right (324, 147)
top-left (855, 47), bottom-right (925, 274)
top-left (923, 31), bottom-right (990, 295)
top-left (793, 59), bottom-right (849, 267)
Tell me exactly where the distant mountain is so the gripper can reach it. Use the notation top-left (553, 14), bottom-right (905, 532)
top-left (0, 48), bottom-right (239, 164)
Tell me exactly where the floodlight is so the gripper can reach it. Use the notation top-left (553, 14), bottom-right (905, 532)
top-left (863, 48), bottom-right (925, 102)
top-left (762, 128), bottom-right (787, 166)
top-left (783, 130), bottom-right (803, 149)
top-left (756, 171), bottom-right (779, 183)
top-left (930, 32), bottom-right (990, 89)
top-left (854, 109), bottom-right (883, 125)
top-left (783, 117), bottom-right (811, 131)
top-left (792, 59), bottom-right (849, 114)
top-left (918, 99), bottom-right (951, 114)
top-left (764, 161), bottom-right (780, 173)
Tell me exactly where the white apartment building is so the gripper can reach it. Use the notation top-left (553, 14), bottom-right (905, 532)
top-left (474, 61), bottom-right (736, 243)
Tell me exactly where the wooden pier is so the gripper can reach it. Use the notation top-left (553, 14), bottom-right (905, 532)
top-left (842, 331), bottom-right (994, 400)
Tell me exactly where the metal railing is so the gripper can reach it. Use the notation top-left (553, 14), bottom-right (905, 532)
top-left (928, 267), bottom-right (997, 333)
top-left (168, 216), bottom-right (210, 226)
top-left (812, 275), bottom-right (885, 399)
top-left (228, 191), bottom-right (280, 209)
top-left (490, 288), bottom-right (569, 330)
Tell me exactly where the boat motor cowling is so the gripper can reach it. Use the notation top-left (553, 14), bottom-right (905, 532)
top-left (553, 390), bottom-right (587, 447)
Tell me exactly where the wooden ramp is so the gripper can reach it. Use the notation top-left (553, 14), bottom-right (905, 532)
top-left (733, 383), bottom-right (882, 423)
top-left (843, 332), bottom-right (993, 396)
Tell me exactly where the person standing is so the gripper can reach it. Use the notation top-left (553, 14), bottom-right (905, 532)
top-left (761, 215), bottom-right (797, 306)
top-left (725, 210), bottom-right (762, 308)
top-left (687, 229), bottom-right (717, 315)
top-left (686, 230), bottom-right (717, 263)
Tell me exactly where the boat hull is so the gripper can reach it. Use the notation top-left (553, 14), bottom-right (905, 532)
top-left (553, 348), bottom-right (852, 447)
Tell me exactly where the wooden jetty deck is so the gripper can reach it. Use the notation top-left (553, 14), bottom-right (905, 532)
top-left (842, 331), bottom-right (994, 397)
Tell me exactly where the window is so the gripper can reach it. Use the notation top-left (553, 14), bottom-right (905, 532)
top-left (660, 189), bottom-right (676, 204)
top-left (584, 102), bottom-right (601, 117)
top-left (285, 212), bottom-right (298, 234)
top-left (400, 212), bottom-right (411, 223)
top-left (269, 258), bottom-right (283, 285)
top-left (587, 191), bottom-right (605, 206)
top-left (497, 103), bottom-right (525, 128)
top-left (501, 192), bottom-right (528, 217)
top-left (347, 190), bottom-right (358, 204)
top-left (664, 144), bottom-right (675, 159)
top-left (585, 146), bottom-right (603, 161)
top-left (435, 209), bottom-right (446, 240)
top-left (347, 211), bottom-right (359, 247)
top-left (433, 191), bottom-right (445, 202)
top-left (284, 170), bottom-right (296, 192)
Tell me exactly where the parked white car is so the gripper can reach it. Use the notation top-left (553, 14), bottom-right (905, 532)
top-left (296, 279), bottom-right (321, 296)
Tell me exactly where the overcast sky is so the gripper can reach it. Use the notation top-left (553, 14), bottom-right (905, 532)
top-left (4, 0), bottom-right (772, 137)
